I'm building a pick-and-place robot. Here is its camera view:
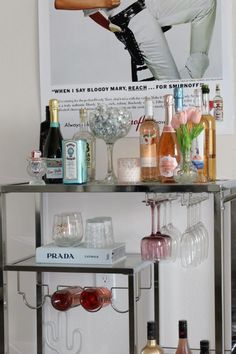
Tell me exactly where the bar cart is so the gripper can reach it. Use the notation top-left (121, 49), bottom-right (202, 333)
top-left (0, 180), bottom-right (236, 354)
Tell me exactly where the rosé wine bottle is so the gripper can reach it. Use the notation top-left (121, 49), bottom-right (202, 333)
top-left (140, 97), bottom-right (160, 181)
top-left (80, 287), bottom-right (112, 312)
top-left (158, 95), bottom-right (180, 183)
top-left (51, 286), bottom-right (83, 311)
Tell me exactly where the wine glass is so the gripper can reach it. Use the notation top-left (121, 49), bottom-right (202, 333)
top-left (155, 202), bottom-right (172, 260)
top-left (89, 105), bottom-right (132, 184)
top-left (52, 212), bottom-right (83, 247)
top-left (160, 200), bottom-right (181, 261)
top-left (141, 196), bottom-right (171, 262)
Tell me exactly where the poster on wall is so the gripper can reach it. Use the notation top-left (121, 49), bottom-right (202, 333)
top-left (38, 0), bottom-right (234, 137)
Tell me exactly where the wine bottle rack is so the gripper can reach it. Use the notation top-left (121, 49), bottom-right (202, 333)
top-left (0, 181), bottom-right (236, 354)
top-left (16, 264), bottom-right (152, 314)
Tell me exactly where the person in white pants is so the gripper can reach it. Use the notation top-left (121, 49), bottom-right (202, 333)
top-left (54, 0), bottom-right (217, 80)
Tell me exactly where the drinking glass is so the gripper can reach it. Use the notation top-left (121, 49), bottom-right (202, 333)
top-left (52, 212), bottom-right (83, 247)
top-left (161, 200), bottom-right (181, 261)
top-left (85, 218), bottom-right (107, 248)
top-left (141, 197), bottom-right (171, 262)
top-left (195, 202), bottom-right (209, 261)
top-left (180, 204), bottom-right (205, 267)
top-left (89, 105), bottom-right (132, 184)
top-left (89, 216), bottom-right (115, 246)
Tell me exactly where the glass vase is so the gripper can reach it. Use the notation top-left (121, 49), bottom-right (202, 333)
top-left (174, 149), bottom-right (198, 184)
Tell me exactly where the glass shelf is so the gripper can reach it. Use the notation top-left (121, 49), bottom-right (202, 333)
top-left (0, 179), bottom-right (236, 194)
top-left (4, 254), bottom-right (151, 275)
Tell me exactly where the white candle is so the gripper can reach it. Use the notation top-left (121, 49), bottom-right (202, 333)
top-left (117, 158), bottom-right (141, 183)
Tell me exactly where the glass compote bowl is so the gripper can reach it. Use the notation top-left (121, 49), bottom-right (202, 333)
top-left (89, 105), bottom-right (132, 184)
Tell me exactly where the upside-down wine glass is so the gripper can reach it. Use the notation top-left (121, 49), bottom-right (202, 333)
top-left (160, 200), bottom-right (181, 261)
top-left (89, 105), bottom-right (132, 184)
top-left (141, 196), bottom-right (172, 262)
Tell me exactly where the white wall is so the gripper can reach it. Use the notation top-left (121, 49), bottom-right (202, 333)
top-left (0, 1), bottom-right (236, 353)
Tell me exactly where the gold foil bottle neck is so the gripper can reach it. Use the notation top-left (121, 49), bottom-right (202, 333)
top-left (49, 99), bottom-right (59, 111)
top-left (49, 99), bottom-right (59, 123)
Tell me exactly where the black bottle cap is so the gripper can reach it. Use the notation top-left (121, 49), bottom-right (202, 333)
top-left (200, 340), bottom-right (209, 350)
top-left (201, 84), bottom-right (210, 94)
top-left (147, 321), bottom-right (157, 340)
top-left (45, 106), bottom-right (50, 121)
top-left (178, 320), bottom-right (187, 338)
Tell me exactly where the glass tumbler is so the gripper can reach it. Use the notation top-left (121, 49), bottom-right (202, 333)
top-left (85, 219), bottom-right (106, 248)
top-left (52, 212), bottom-right (83, 247)
top-left (90, 216), bottom-right (115, 246)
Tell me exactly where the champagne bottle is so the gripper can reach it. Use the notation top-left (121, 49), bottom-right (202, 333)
top-left (201, 84), bottom-right (216, 181)
top-left (200, 340), bottom-right (209, 354)
top-left (43, 99), bottom-right (63, 184)
top-left (73, 108), bottom-right (96, 181)
top-left (213, 83), bottom-right (223, 121)
top-left (175, 320), bottom-right (192, 354)
top-left (158, 94), bottom-right (180, 183)
top-left (39, 105), bottom-right (50, 154)
top-left (51, 286), bottom-right (83, 311)
top-left (140, 97), bottom-right (159, 181)
top-left (80, 287), bottom-right (112, 312)
top-left (141, 321), bottom-right (164, 354)
top-left (191, 89), bottom-right (208, 183)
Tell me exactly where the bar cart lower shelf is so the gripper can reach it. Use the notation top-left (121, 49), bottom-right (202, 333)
top-left (1, 181), bottom-right (236, 354)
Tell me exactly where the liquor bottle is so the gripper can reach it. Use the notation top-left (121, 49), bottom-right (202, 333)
top-left (175, 320), bottom-right (192, 354)
top-left (201, 84), bottom-right (216, 181)
top-left (174, 87), bottom-right (184, 113)
top-left (51, 286), bottom-right (83, 311)
top-left (191, 88), bottom-right (208, 183)
top-left (39, 105), bottom-right (50, 154)
top-left (200, 340), bottom-right (209, 353)
top-left (140, 97), bottom-right (159, 181)
top-left (158, 94), bottom-right (180, 183)
top-left (43, 99), bottom-right (63, 183)
top-left (73, 108), bottom-right (96, 181)
top-left (80, 287), bottom-right (112, 312)
top-left (141, 321), bottom-right (164, 354)
top-left (213, 84), bottom-right (223, 121)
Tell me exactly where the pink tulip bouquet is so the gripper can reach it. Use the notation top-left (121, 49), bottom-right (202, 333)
top-left (171, 108), bottom-right (204, 154)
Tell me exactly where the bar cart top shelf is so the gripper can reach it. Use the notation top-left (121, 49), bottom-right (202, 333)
top-left (1, 179), bottom-right (236, 193)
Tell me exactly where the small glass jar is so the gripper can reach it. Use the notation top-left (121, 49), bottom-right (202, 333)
top-left (27, 150), bottom-right (46, 185)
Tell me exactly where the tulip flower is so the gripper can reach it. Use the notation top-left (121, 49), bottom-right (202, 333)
top-left (171, 107), bottom-right (204, 154)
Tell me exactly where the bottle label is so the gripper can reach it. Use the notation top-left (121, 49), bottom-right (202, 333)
top-left (214, 100), bottom-right (223, 121)
top-left (141, 157), bottom-right (157, 167)
top-left (63, 141), bottom-right (77, 180)
top-left (86, 142), bottom-right (92, 169)
top-left (46, 158), bottom-right (62, 179)
top-left (159, 155), bottom-right (177, 177)
top-left (191, 131), bottom-right (204, 170)
top-left (140, 134), bottom-right (157, 167)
